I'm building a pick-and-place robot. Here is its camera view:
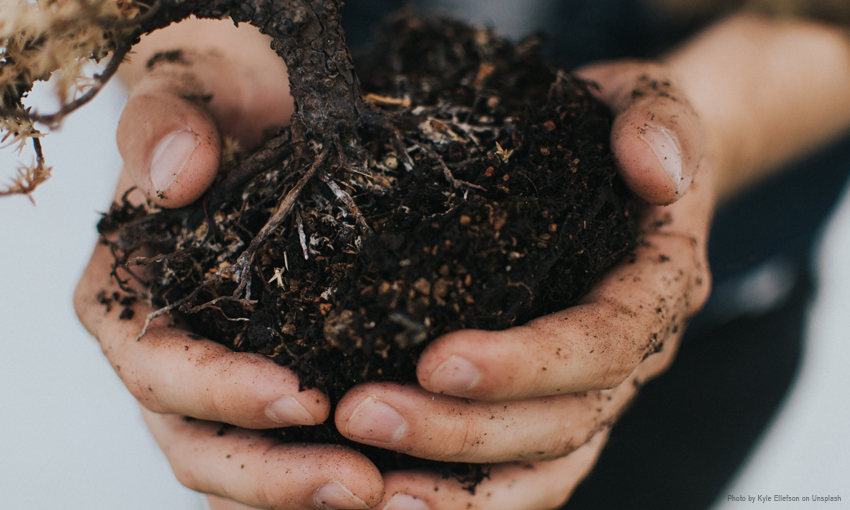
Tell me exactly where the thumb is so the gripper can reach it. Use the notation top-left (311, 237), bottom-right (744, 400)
top-left (117, 49), bottom-right (293, 208)
top-left (575, 61), bottom-right (704, 205)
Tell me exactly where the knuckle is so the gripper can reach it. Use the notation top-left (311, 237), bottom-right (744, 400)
top-left (205, 384), bottom-right (245, 423)
top-left (254, 483), bottom-right (278, 510)
top-left (610, 332), bottom-right (644, 384)
top-left (170, 460), bottom-right (204, 493)
top-left (677, 237), bottom-right (712, 316)
top-left (600, 360), bottom-right (634, 390)
top-left (72, 280), bottom-right (91, 328)
top-left (691, 264), bottom-right (712, 312)
top-left (540, 484), bottom-right (574, 510)
top-left (205, 385), bottom-right (228, 417)
top-left (128, 374), bottom-right (167, 413)
top-left (436, 418), bottom-right (482, 462)
top-left (592, 302), bottom-right (645, 387)
top-left (651, 347), bottom-right (678, 375)
top-left (551, 424), bottom-right (583, 461)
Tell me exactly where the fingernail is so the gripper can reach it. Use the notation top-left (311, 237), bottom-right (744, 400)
top-left (265, 396), bottom-right (317, 426)
top-left (429, 355), bottom-right (481, 394)
top-left (150, 130), bottom-right (199, 195)
top-left (314, 480), bottom-right (369, 509)
top-left (640, 124), bottom-right (687, 195)
top-left (345, 397), bottom-right (406, 444)
top-left (384, 493), bottom-right (429, 510)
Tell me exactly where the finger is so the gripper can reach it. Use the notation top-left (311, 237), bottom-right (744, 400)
top-left (74, 238), bottom-right (328, 429)
top-left (142, 408), bottom-right (384, 510)
top-left (575, 61), bottom-right (704, 205)
top-left (117, 49), bottom-right (293, 208)
top-left (415, 170), bottom-right (714, 402)
top-left (335, 382), bottom-right (628, 464)
top-left (376, 431), bottom-right (608, 510)
top-left (416, 236), bottom-right (705, 400)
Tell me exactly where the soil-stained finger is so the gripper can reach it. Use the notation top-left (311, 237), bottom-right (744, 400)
top-left (142, 409), bottom-right (384, 510)
top-left (74, 239), bottom-right (329, 429)
top-left (415, 167), bottom-right (713, 402)
top-left (335, 382), bottom-right (630, 464)
top-left (415, 231), bottom-right (708, 401)
top-left (118, 47), bottom-right (293, 208)
top-left (576, 61), bottom-right (704, 205)
top-left (375, 432), bottom-right (607, 510)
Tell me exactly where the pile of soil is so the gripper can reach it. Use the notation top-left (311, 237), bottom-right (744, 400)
top-left (100, 16), bottom-right (637, 481)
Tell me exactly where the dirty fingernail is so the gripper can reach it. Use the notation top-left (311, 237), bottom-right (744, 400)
top-left (266, 396), bottom-right (317, 426)
top-left (346, 397), bottom-right (406, 444)
top-left (150, 130), bottom-right (199, 195)
top-left (314, 480), bottom-right (369, 509)
top-left (384, 493), bottom-right (429, 510)
top-left (429, 355), bottom-right (481, 394)
top-left (640, 124), bottom-right (687, 195)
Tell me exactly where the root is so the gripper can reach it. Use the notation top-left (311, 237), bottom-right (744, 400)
top-left (360, 110), bottom-right (415, 171)
top-left (319, 172), bottom-right (375, 238)
top-left (296, 212), bottom-right (309, 260)
top-left (128, 252), bottom-right (184, 267)
top-left (109, 245), bottom-right (151, 299)
top-left (208, 130), bottom-right (292, 210)
top-left (185, 295), bottom-right (257, 317)
top-left (409, 142), bottom-right (486, 192)
top-left (135, 285), bottom-right (208, 342)
top-left (227, 144), bottom-right (331, 289)
top-left (134, 142), bottom-right (332, 341)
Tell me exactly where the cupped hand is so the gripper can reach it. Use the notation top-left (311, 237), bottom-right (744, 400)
top-left (79, 43), bottom-right (712, 508)
top-left (333, 60), bottom-right (714, 509)
top-left (75, 37), bottom-right (385, 509)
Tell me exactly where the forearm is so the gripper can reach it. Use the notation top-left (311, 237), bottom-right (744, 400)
top-left (666, 13), bottom-right (850, 202)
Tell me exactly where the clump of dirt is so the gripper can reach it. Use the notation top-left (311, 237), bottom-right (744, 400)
top-left (100, 16), bottom-right (637, 479)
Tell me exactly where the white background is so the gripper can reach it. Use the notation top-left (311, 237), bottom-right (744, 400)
top-left (1, 66), bottom-right (848, 510)
top-left (0, 81), bottom-right (204, 509)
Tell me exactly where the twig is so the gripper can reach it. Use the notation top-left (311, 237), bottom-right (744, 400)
top-left (32, 137), bottom-right (45, 167)
top-left (364, 93), bottom-right (412, 107)
top-left (104, 0), bottom-right (162, 29)
top-left (1, 44), bottom-right (132, 127)
top-left (229, 144), bottom-right (331, 286)
top-left (319, 172), bottom-right (374, 237)
top-left (296, 212), bottom-right (309, 260)
top-left (129, 251), bottom-right (184, 267)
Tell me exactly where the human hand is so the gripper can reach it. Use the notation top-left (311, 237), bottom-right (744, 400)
top-left (78, 10), bottom-right (850, 508)
top-left (79, 56), bottom-right (709, 510)
top-left (331, 60), bottom-right (713, 509)
top-left (75, 26), bottom-right (385, 509)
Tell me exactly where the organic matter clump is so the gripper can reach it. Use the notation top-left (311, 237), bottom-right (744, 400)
top-left (99, 14), bottom-right (637, 477)
top-left (2, 0), bottom-right (637, 480)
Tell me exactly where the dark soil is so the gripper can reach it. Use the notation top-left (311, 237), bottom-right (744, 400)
top-left (100, 16), bottom-right (637, 481)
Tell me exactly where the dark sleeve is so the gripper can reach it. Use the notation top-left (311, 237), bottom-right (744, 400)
top-left (341, 0), bottom-right (406, 49)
